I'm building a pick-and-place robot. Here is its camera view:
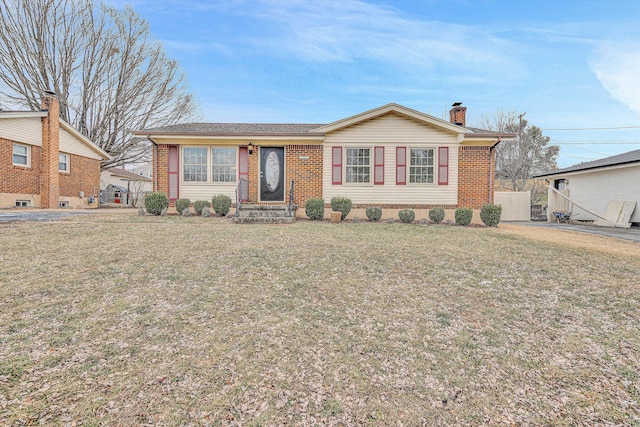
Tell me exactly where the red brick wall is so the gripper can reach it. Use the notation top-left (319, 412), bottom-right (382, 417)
top-left (457, 146), bottom-right (493, 209)
top-left (285, 145), bottom-right (323, 206)
top-left (59, 154), bottom-right (101, 198)
top-left (0, 138), bottom-right (42, 195)
top-left (155, 144), bottom-right (169, 194)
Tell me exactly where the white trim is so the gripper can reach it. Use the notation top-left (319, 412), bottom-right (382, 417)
top-left (313, 103), bottom-right (472, 135)
top-left (59, 152), bottom-right (70, 173)
top-left (180, 145), bottom-right (238, 186)
top-left (0, 111), bottom-right (47, 119)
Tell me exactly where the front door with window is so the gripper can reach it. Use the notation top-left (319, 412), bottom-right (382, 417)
top-left (260, 147), bottom-right (284, 201)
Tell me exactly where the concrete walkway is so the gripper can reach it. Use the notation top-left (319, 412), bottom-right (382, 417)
top-left (506, 221), bottom-right (640, 243)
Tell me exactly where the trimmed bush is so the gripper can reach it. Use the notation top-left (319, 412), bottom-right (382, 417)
top-left (193, 200), bottom-right (211, 215)
top-left (429, 207), bottom-right (445, 224)
top-left (480, 203), bottom-right (502, 227)
top-left (455, 207), bottom-right (473, 226)
top-left (365, 207), bottom-right (382, 222)
top-left (144, 192), bottom-right (169, 216)
top-left (212, 194), bottom-right (232, 216)
top-left (398, 209), bottom-right (415, 224)
top-left (305, 198), bottom-right (325, 220)
top-left (175, 198), bottom-right (191, 214)
top-left (330, 197), bottom-right (352, 220)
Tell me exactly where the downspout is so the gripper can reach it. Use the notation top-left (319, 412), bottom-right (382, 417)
top-left (488, 137), bottom-right (501, 204)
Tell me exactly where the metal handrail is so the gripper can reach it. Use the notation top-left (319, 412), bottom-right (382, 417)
top-left (288, 179), bottom-right (294, 216)
top-left (235, 178), bottom-right (248, 217)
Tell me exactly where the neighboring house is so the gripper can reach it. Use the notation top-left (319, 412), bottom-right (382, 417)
top-left (0, 92), bottom-right (110, 209)
top-left (134, 103), bottom-right (514, 218)
top-left (535, 149), bottom-right (640, 225)
top-left (101, 167), bottom-right (153, 206)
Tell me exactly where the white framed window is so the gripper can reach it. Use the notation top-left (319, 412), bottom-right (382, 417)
top-left (59, 153), bottom-right (70, 173)
top-left (12, 143), bottom-right (30, 167)
top-left (345, 148), bottom-right (371, 183)
top-left (183, 147), bottom-right (208, 182)
top-left (212, 147), bottom-right (237, 182)
top-left (409, 148), bottom-right (434, 183)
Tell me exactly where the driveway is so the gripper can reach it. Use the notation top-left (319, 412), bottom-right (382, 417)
top-left (507, 221), bottom-right (640, 243)
top-left (0, 208), bottom-right (134, 222)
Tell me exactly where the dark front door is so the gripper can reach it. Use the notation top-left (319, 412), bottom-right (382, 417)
top-left (260, 147), bottom-right (285, 201)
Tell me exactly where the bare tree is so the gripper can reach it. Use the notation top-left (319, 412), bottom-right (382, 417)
top-left (0, 0), bottom-right (200, 168)
top-left (479, 110), bottom-right (559, 203)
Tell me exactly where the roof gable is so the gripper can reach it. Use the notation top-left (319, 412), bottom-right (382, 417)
top-left (312, 103), bottom-right (472, 135)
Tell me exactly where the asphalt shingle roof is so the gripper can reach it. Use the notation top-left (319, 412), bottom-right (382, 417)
top-left (139, 123), bottom-right (325, 135)
top-left (535, 149), bottom-right (640, 177)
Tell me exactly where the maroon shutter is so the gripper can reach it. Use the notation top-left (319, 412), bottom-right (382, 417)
top-left (239, 146), bottom-right (249, 202)
top-left (438, 146), bottom-right (449, 185)
top-left (374, 146), bottom-right (384, 185)
top-left (396, 146), bottom-right (406, 185)
top-left (168, 145), bottom-right (179, 201)
top-left (332, 146), bottom-right (342, 185)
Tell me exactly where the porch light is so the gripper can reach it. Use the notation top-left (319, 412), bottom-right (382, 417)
top-left (248, 142), bottom-right (254, 155)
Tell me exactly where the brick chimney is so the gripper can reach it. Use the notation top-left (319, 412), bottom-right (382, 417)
top-left (449, 102), bottom-right (466, 127)
top-left (40, 91), bottom-right (60, 208)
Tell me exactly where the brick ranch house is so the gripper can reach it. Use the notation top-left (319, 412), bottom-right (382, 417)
top-left (134, 103), bottom-right (514, 219)
top-left (0, 93), bottom-right (110, 209)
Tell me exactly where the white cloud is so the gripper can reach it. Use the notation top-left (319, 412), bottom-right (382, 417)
top-left (589, 42), bottom-right (640, 115)
top-left (231, 0), bottom-right (521, 75)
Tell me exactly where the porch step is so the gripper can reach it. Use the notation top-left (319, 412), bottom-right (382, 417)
top-left (233, 204), bottom-right (297, 224)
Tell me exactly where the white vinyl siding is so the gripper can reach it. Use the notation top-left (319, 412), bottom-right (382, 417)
top-left (59, 127), bottom-right (105, 160)
top-left (13, 143), bottom-right (30, 167)
top-left (0, 118), bottom-right (43, 147)
top-left (323, 112), bottom-right (458, 205)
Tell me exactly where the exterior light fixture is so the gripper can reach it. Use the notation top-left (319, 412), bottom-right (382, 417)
top-left (248, 142), bottom-right (254, 155)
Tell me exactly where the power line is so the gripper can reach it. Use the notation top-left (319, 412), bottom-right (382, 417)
top-left (542, 125), bottom-right (640, 131)
top-left (552, 141), bottom-right (640, 145)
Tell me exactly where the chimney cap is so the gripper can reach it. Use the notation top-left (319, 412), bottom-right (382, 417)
top-left (452, 102), bottom-right (463, 107)
top-left (43, 90), bottom-right (57, 97)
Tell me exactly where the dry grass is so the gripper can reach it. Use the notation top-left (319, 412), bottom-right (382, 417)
top-left (1, 215), bottom-right (639, 426)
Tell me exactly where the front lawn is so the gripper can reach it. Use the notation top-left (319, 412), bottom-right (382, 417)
top-left (1, 217), bottom-right (638, 425)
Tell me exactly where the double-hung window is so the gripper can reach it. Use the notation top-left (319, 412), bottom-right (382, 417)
top-left (409, 148), bottom-right (434, 183)
top-left (212, 148), bottom-right (236, 182)
top-left (12, 143), bottom-right (30, 167)
top-left (345, 148), bottom-right (371, 183)
top-left (59, 153), bottom-right (70, 172)
top-left (183, 147), bottom-right (208, 182)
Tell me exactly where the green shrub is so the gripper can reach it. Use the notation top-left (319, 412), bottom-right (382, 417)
top-left (212, 194), bottom-right (232, 216)
top-left (143, 192), bottom-right (169, 216)
top-left (175, 198), bottom-right (191, 214)
top-left (305, 198), bottom-right (325, 220)
top-left (455, 207), bottom-right (473, 226)
top-left (398, 209), bottom-right (415, 223)
top-left (330, 197), bottom-right (352, 220)
top-left (193, 200), bottom-right (211, 215)
top-left (429, 207), bottom-right (445, 224)
top-left (365, 207), bottom-right (382, 221)
top-left (480, 203), bottom-right (502, 227)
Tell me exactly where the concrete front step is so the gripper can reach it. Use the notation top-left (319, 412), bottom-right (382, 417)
top-left (233, 204), bottom-right (297, 224)
top-left (234, 216), bottom-right (295, 224)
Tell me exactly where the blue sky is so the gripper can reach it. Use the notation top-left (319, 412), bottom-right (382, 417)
top-left (109, 0), bottom-right (640, 167)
